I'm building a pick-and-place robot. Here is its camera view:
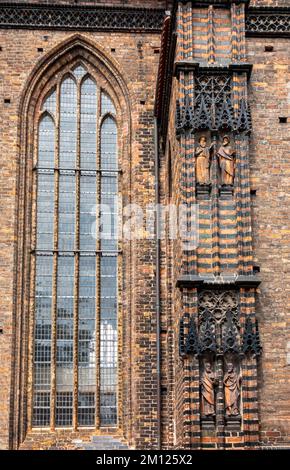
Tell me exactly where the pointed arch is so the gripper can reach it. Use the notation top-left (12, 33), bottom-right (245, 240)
top-left (18, 34), bottom-right (131, 135)
top-left (12, 35), bottom-right (132, 448)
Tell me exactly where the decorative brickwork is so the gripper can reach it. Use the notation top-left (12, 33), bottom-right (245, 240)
top-left (0, 3), bottom-right (165, 32)
top-left (0, 0), bottom-right (289, 451)
top-left (246, 8), bottom-right (290, 37)
top-left (157, 0), bottom-right (288, 451)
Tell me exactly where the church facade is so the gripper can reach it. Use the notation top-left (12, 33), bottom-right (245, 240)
top-left (0, 0), bottom-right (289, 450)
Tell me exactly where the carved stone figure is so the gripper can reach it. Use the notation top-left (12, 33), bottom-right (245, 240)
top-left (201, 361), bottom-right (217, 417)
top-left (223, 362), bottom-right (241, 417)
top-left (217, 135), bottom-right (235, 186)
top-left (195, 135), bottom-right (213, 185)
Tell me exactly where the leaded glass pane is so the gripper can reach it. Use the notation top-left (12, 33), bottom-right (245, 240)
top-left (36, 172), bottom-right (54, 250)
top-left (38, 115), bottom-right (55, 168)
top-left (101, 93), bottom-right (116, 116)
top-left (80, 175), bottom-right (97, 251)
top-left (100, 117), bottom-right (117, 170)
top-left (59, 77), bottom-right (77, 169)
top-left (100, 256), bottom-right (118, 426)
top-left (42, 90), bottom-right (56, 116)
top-left (58, 173), bottom-right (76, 251)
top-left (33, 255), bottom-right (53, 426)
top-left (56, 256), bottom-right (74, 426)
top-left (72, 64), bottom-right (87, 80)
top-left (78, 392), bottom-right (95, 426)
top-left (78, 256), bottom-right (96, 426)
top-left (80, 78), bottom-right (97, 170)
top-left (33, 69), bottom-right (119, 429)
top-left (100, 175), bottom-right (118, 251)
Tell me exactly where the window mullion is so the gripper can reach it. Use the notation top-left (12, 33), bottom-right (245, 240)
top-left (50, 82), bottom-right (60, 431)
top-left (28, 151), bottom-right (38, 431)
top-left (73, 81), bottom-right (81, 431)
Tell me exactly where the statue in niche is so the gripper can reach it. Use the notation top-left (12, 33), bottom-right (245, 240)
top-left (200, 360), bottom-right (217, 417)
top-left (195, 135), bottom-right (214, 185)
top-left (217, 135), bottom-right (236, 186)
top-left (223, 362), bottom-right (241, 417)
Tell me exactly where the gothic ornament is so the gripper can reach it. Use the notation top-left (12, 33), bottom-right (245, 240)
top-left (198, 290), bottom-right (239, 325)
top-left (222, 311), bottom-right (240, 354)
top-left (179, 317), bottom-right (186, 357)
top-left (255, 319), bottom-right (262, 355)
top-left (193, 95), bottom-right (212, 131)
top-left (185, 316), bottom-right (200, 355)
top-left (0, 4), bottom-right (164, 32)
top-left (235, 98), bottom-right (252, 133)
top-left (242, 316), bottom-right (262, 356)
top-left (175, 74), bottom-right (253, 135)
top-left (216, 98), bottom-right (235, 131)
top-left (199, 310), bottom-right (217, 354)
top-left (175, 95), bottom-right (194, 136)
top-left (246, 11), bottom-right (290, 37)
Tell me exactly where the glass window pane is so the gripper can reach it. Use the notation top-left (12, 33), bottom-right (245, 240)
top-left (101, 93), bottom-right (116, 116)
top-left (36, 171), bottom-right (55, 250)
top-left (78, 256), bottom-right (96, 426)
top-left (42, 90), bottom-right (56, 116)
top-left (33, 255), bottom-right (53, 426)
top-left (80, 174), bottom-right (97, 251)
top-left (58, 173), bottom-right (76, 251)
top-left (38, 115), bottom-right (55, 168)
top-left (72, 64), bottom-right (87, 81)
top-left (59, 77), bottom-right (77, 169)
top-left (100, 256), bottom-right (118, 426)
top-left (33, 73), bottom-right (119, 429)
top-left (80, 78), bottom-right (97, 170)
top-left (56, 256), bottom-right (74, 427)
top-left (100, 117), bottom-right (117, 170)
top-left (100, 175), bottom-right (118, 251)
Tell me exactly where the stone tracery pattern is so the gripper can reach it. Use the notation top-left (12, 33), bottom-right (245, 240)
top-left (176, 74), bottom-right (252, 135)
top-left (0, 5), bottom-right (289, 37)
top-left (0, 4), bottom-right (165, 32)
top-left (246, 11), bottom-right (290, 36)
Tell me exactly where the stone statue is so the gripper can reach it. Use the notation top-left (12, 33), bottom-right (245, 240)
top-left (223, 362), bottom-right (241, 417)
top-left (200, 361), bottom-right (217, 417)
top-left (195, 135), bottom-right (213, 185)
top-left (217, 135), bottom-right (235, 186)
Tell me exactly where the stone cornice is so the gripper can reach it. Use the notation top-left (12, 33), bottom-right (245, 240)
top-left (0, 4), bottom-right (289, 38)
top-left (176, 275), bottom-right (261, 289)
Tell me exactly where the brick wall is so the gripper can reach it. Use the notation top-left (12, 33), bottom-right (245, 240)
top-left (0, 26), bottom-right (161, 449)
top-left (0, 0), bottom-right (289, 451)
top-left (247, 36), bottom-right (290, 447)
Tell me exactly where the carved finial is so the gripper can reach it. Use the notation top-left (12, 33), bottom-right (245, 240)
top-left (194, 94), bottom-right (212, 130)
top-left (199, 310), bottom-right (217, 353)
top-left (175, 95), bottom-right (194, 136)
top-left (216, 98), bottom-right (235, 131)
top-left (179, 317), bottom-right (186, 357)
top-left (185, 316), bottom-right (200, 355)
top-left (222, 311), bottom-right (240, 354)
top-left (242, 316), bottom-right (262, 356)
top-left (235, 98), bottom-right (252, 134)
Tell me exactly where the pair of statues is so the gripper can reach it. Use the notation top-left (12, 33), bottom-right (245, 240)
top-left (195, 135), bottom-right (235, 186)
top-left (201, 361), bottom-right (241, 418)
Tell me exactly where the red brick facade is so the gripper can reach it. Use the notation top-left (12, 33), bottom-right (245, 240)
top-left (0, 0), bottom-right (289, 450)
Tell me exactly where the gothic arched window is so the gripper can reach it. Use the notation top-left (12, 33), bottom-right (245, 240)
top-left (33, 64), bottom-right (119, 428)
